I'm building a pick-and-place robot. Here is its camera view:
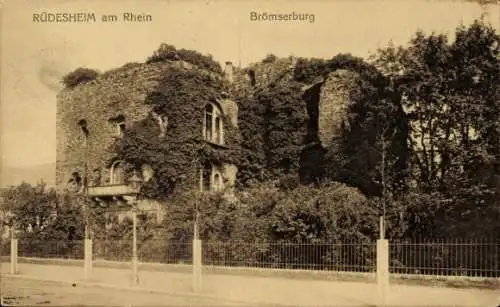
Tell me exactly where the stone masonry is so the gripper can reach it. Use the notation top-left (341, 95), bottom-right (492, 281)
top-left (56, 55), bottom-right (360, 210)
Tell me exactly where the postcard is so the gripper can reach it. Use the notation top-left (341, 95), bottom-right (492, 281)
top-left (1, 0), bottom-right (499, 306)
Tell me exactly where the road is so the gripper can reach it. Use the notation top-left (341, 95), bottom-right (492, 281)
top-left (2, 262), bottom-right (499, 306)
top-left (1, 277), bottom-right (254, 306)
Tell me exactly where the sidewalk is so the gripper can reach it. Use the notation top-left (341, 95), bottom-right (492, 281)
top-left (1, 262), bottom-right (498, 306)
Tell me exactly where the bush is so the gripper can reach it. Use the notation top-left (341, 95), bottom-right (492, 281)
top-left (146, 43), bottom-right (222, 74)
top-left (61, 68), bottom-right (100, 88)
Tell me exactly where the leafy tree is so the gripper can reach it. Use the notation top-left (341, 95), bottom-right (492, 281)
top-left (372, 20), bottom-right (500, 238)
top-left (0, 183), bottom-right (89, 241)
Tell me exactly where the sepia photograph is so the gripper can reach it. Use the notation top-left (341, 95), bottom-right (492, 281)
top-left (0, 0), bottom-right (499, 306)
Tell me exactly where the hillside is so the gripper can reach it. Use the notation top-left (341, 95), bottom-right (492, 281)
top-left (0, 163), bottom-right (56, 188)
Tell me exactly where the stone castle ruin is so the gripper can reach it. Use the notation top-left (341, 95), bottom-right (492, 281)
top-left (56, 49), bottom-right (365, 221)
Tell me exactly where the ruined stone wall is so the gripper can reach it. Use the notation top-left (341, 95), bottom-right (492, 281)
top-left (317, 69), bottom-right (361, 149)
top-left (56, 61), bottom-right (177, 189)
top-left (231, 57), bottom-right (296, 99)
top-left (57, 52), bottom-right (361, 193)
top-left (57, 60), bottom-right (240, 194)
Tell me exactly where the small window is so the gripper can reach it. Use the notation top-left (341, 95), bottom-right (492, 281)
top-left (200, 164), bottom-right (224, 192)
top-left (109, 115), bottom-right (126, 138)
top-left (68, 171), bottom-right (83, 192)
top-left (204, 105), bottom-right (213, 141)
top-left (201, 164), bottom-right (211, 192)
top-left (203, 103), bottom-right (224, 145)
top-left (215, 117), bottom-right (222, 144)
top-left (117, 122), bottom-right (125, 137)
top-left (78, 119), bottom-right (89, 142)
top-left (248, 70), bottom-right (256, 87)
top-left (90, 168), bottom-right (102, 186)
top-left (213, 173), bottom-right (223, 192)
top-left (110, 161), bottom-right (125, 185)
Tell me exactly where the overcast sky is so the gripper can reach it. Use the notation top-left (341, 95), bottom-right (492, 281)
top-left (1, 0), bottom-right (498, 168)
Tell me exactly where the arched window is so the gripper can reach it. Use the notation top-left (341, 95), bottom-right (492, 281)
top-left (110, 161), bottom-right (125, 185)
top-left (214, 117), bottom-right (222, 144)
top-left (213, 172), bottom-right (223, 192)
top-left (204, 104), bottom-right (213, 142)
top-left (203, 103), bottom-right (224, 145)
top-left (200, 164), bottom-right (224, 192)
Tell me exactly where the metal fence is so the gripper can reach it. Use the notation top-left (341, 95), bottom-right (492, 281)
top-left (17, 240), bottom-right (84, 259)
top-left (0, 239), bottom-right (10, 258)
top-left (8, 238), bottom-right (500, 279)
top-left (201, 241), bottom-right (376, 272)
top-left (93, 240), bottom-right (193, 264)
top-left (390, 240), bottom-right (500, 278)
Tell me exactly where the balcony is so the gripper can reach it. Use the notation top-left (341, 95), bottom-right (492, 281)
top-left (87, 184), bottom-right (139, 197)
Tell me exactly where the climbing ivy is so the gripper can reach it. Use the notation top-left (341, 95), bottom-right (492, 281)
top-left (111, 65), bottom-right (241, 200)
top-left (236, 54), bottom-right (393, 188)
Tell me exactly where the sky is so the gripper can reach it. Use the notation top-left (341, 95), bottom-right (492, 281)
top-left (0, 0), bottom-right (498, 169)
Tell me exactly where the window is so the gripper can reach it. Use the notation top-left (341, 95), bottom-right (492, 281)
top-left (213, 173), bottom-right (223, 192)
top-left (141, 164), bottom-right (154, 182)
top-left (68, 171), bottom-right (83, 192)
top-left (109, 115), bottom-right (126, 138)
top-left (152, 112), bottom-right (168, 138)
top-left (215, 117), bottom-right (222, 144)
top-left (248, 70), bottom-right (256, 87)
top-left (201, 163), bottom-right (212, 192)
top-left (205, 105), bottom-right (213, 141)
top-left (200, 164), bottom-right (224, 192)
top-left (90, 168), bottom-right (102, 186)
top-left (110, 161), bottom-right (125, 185)
top-left (203, 103), bottom-right (224, 145)
top-left (117, 122), bottom-right (126, 137)
top-left (159, 115), bottom-right (168, 137)
top-left (78, 119), bottom-right (89, 144)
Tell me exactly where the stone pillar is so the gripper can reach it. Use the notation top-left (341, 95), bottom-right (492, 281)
top-left (376, 238), bottom-right (389, 306)
top-left (84, 239), bottom-right (93, 280)
top-left (10, 238), bottom-right (18, 275)
top-left (192, 239), bottom-right (202, 293)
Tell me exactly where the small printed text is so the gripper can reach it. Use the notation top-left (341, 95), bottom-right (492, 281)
top-left (250, 11), bottom-right (315, 23)
top-left (32, 12), bottom-right (153, 23)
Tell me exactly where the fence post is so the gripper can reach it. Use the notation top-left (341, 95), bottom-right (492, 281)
top-left (84, 239), bottom-right (93, 280)
top-left (192, 239), bottom-right (202, 293)
top-left (376, 217), bottom-right (389, 307)
top-left (10, 238), bottom-right (18, 275)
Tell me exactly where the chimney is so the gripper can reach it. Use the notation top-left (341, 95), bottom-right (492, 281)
top-left (224, 61), bottom-right (233, 83)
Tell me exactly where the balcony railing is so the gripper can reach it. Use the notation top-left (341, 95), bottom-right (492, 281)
top-left (87, 184), bottom-right (139, 197)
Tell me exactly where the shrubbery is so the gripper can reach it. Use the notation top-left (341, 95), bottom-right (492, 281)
top-left (146, 43), bottom-right (223, 74)
top-left (61, 68), bottom-right (100, 88)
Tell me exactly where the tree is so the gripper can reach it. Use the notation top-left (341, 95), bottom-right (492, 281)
top-left (0, 183), bottom-right (91, 241)
top-left (372, 20), bottom-right (500, 238)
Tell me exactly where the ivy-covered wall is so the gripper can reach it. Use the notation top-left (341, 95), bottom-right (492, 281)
top-left (57, 44), bottom-right (243, 203)
top-left (57, 46), bottom-right (397, 201)
top-left (232, 53), bottom-right (396, 189)
top-left (111, 64), bottom-right (241, 199)
top-left (56, 61), bottom-right (172, 188)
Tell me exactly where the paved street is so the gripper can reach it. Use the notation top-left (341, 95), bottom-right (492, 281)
top-left (1, 277), bottom-right (257, 306)
top-left (1, 262), bottom-right (499, 306)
